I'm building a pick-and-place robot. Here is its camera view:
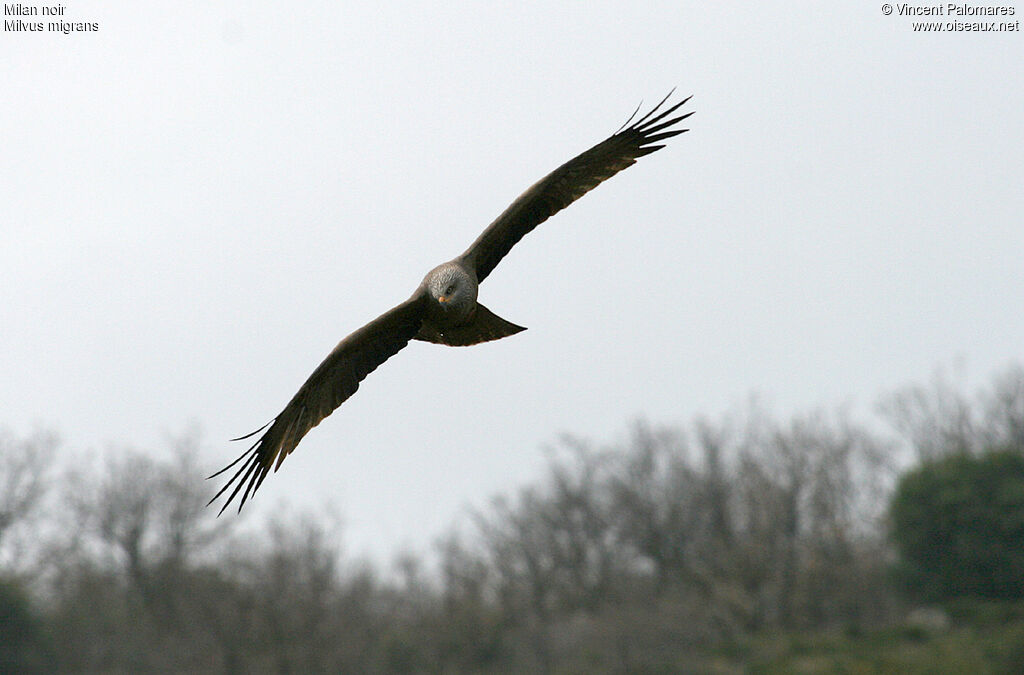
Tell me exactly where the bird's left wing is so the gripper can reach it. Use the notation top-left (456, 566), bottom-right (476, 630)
top-left (208, 292), bottom-right (429, 514)
top-left (459, 92), bottom-right (693, 284)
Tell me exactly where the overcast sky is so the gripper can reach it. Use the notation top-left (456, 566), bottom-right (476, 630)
top-left (3, 2), bottom-right (1022, 564)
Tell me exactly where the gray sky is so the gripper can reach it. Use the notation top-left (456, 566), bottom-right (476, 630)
top-left (4, 2), bottom-right (1023, 564)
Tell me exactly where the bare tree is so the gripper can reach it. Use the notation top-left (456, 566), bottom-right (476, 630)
top-left (64, 432), bottom-right (234, 585)
top-left (50, 433), bottom-right (242, 672)
top-left (882, 363), bottom-right (1024, 460)
top-left (980, 364), bottom-right (1024, 453)
top-left (881, 366), bottom-right (981, 461)
top-left (0, 428), bottom-right (58, 577)
top-left (731, 408), bottom-right (893, 629)
top-left (251, 509), bottom-right (343, 674)
top-left (608, 421), bottom-right (699, 590)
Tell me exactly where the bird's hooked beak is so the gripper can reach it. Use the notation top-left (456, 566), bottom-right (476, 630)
top-left (437, 296), bottom-right (448, 304)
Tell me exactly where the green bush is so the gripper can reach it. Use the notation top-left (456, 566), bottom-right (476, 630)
top-left (890, 450), bottom-right (1024, 601)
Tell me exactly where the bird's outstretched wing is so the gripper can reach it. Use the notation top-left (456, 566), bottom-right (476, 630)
top-left (459, 92), bottom-right (693, 283)
top-left (208, 293), bottom-right (428, 514)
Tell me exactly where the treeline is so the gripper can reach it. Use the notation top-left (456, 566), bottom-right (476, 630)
top-left (2, 365), bottom-right (1023, 673)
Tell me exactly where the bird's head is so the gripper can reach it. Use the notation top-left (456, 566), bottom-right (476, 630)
top-left (425, 263), bottom-right (477, 318)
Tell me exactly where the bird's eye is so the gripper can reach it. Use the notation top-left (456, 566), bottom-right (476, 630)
top-left (445, 285), bottom-right (455, 295)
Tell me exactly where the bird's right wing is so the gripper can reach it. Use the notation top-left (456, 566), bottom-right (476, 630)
top-left (208, 292), bottom-right (429, 514)
top-left (459, 92), bottom-right (693, 284)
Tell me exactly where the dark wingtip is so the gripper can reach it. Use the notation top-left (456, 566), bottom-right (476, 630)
top-left (630, 89), bottom-right (677, 129)
top-left (206, 450), bottom-right (246, 480)
top-left (206, 426), bottom-right (272, 514)
top-left (616, 91), bottom-right (694, 142)
top-left (229, 419), bottom-right (274, 443)
top-left (615, 99), bottom-right (645, 134)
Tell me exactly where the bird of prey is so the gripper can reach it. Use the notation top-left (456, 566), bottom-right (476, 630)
top-left (209, 92), bottom-right (693, 514)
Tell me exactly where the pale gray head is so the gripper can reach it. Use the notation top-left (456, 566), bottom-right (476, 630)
top-left (424, 262), bottom-right (478, 321)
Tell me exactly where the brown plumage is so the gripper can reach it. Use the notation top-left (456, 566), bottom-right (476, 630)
top-left (208, 92), bottom-right (693, 514)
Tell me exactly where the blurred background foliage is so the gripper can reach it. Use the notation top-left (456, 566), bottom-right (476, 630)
top-left (1, 364), bottom-right (1023, 673)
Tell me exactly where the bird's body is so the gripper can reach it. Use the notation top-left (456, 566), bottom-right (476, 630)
top-left (209, 92), bottom-right (693, 513)
top-left (414, 261), bottom-right (525, 346)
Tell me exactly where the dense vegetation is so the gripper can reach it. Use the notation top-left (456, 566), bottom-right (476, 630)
top-left (1, 365), bottom-right (1022, 673)
top-left (891, 449), bottom-right (1024, 602)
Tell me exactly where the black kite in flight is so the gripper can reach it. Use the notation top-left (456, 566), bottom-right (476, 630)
top-left (209, 92), bottom-right (693, 513)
